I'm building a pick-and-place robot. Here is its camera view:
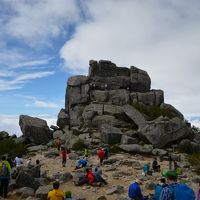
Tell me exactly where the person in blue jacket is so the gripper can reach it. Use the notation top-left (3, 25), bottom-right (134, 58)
top-left (75, 158), bottom-right (87, 170)
top-left (128, 179), bottom-right (145, 200)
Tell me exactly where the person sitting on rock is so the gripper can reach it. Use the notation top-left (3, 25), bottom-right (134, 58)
top-left (93, 166), bottom-right (107, 185)
top-left (75, 158), bottom-right (87, 170)
top-left (153, 177), bottom-right (167, 200)
top-left (97, 147), bottom-right (105, 166)
top-left (86, 168), bottom-right (95, 185)
top-left (143, 162), bottom-right (152, 176)
top-left (152, 157), bottom-right (160, 172)
top-left (128, 179), bottom-right (145, 200)
top-left (173, 161), bottom-right (182, 175)
top-left (48, 181), bottom-right (64, 200)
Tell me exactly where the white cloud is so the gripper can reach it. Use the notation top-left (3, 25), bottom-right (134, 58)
top-left (2, 0), bottom-right (81, 47)
top-left (0, 71), bottom-right (55, 91)
top-left (60, 0), bottom-right (200, 118)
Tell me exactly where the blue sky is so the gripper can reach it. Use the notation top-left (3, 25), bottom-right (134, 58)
top-left (0, 0), bottom-right (200, 136)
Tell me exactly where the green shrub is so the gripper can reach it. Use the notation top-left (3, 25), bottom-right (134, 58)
top-left (0, 138), bottom-right (27, 157)
top-left (131, 103), bottom-right (179, 120)
top-left (109, 145), bottom-right (121, 154)
top-left (72, 139), bottom-right (86, 151)
top-left (188, 153), bottom-right (200, 175)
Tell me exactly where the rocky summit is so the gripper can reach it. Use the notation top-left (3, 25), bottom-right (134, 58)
top-left (52, 59), bottom-right (196, 152)
top-left (13, 60), bottom-right (200, 154)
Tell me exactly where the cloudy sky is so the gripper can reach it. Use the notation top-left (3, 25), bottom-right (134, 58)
top-left (0, 0), bottom-right (200, 136)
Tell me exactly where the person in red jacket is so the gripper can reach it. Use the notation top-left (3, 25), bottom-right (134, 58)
top-left (86, 168), bottom-right (94, 185)
top-left (60, 147), bottom-right (67, 167)
top-left (97, 147), bottom-right (105, 166)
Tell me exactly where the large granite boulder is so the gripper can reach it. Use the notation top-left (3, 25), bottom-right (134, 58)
top-left (179, 139), bottom-right (200, 153)
top-left (130, 90), bottom-right (164, 106)
top-left (139, 117), bottom-right (193, 148)
top-left (0, 131), bottom-right (9, 140)
top-left (130, 66), bottom-right (151, 92)
top-left (57, 109), bottom-right (70, 129)
top-left (66, 75), bottom-right (89, 108)
top-left (99, 124), bottom-right (123, 144)
top-left (19, 115), bottom-right (52, 145)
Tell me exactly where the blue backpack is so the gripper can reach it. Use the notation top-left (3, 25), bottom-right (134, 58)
top-left (170, 183), bottom-right (195, 200)
top-left (154, 184), bottom-right (163, 200)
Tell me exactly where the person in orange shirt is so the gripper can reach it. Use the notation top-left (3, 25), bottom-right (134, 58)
top-left (47, 181), bottom-right (64, 200)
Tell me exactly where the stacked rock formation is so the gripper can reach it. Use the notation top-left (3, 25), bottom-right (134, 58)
top-left (55, 60), bottom-right (194, 150)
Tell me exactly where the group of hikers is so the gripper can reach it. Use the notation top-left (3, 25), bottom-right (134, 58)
top-left (129, 157), bottom-right (199, 200)
top-left (0, 154), bottom-right (41, 198)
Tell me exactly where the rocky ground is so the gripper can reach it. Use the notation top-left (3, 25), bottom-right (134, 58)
top-left (5, 148), bottom-right (199, 200)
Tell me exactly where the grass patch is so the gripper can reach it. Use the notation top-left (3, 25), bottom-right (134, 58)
top-left (132, 103), bottom-right (179, 120)
top-left (0, 138), bottom-right (27, 157)
top-left (109, 145), bottom-right (121, 154)
top-left (188, 153), bottom-right (200, 175)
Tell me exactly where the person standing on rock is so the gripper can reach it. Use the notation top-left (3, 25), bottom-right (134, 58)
top-left (97, 147), bottom-right (105, 166)
top-left (47, 181), bottom-right (64, 200)
top-left (61, 147), bottom-right (67, 167)
top-left (0, 156), bottom-right (11, 198)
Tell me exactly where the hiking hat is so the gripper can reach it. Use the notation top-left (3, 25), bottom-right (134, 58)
top-left (161, 170), bottom-right (178, 178)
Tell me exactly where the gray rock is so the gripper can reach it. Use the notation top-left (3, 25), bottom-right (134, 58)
top-left (89, 60), bottom-right (130, 78)
top-left (25, 197), bottom-right (40, 200)
top-left (16, 187), bottom-right (34, 198)
top-left (119, 144), bottom-right (153, 154)
top-left (50, 125), bottom-right (59, 131)
top-left (99, 124), bottom-right (123, 144)
top-left (107, 89), bottom-right (130, 105)
top-left (0, 131), bottom-right (9, 140)
top-left (27, 145), bottom-right (48, 152)
top-left (179, 139), bottom-right (200, 153)
top-left (152, 148), bottom-right (167, 157)
top-left (120, 135), bottom-right (138, 144)
top-left (139, 117), bottom-right (193, 148)
top-left (59, 172), bottom-right (73, 183)
top-left (123, 104), bottom-right (146, 127)
top-left (145, 181), bottom-right (156, 190)
top-left (53, 130), bottom-right (63, 139)
top-left (19, 115), bottom-right (52, 145)
top-left (35, 185), bottom-right (52, 200)
top-left (106, 185), bottom-right (124, 195)
top-left (130, 90), bottom-right (164, 106)
top-left (130, 66), bottom-right (151, 92)
top-left (57, 108), bottom-right (70, 129)
top-left (16, 171), bottom-right (40, 191)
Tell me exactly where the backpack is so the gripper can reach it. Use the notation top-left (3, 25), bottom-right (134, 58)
top-left (170, 183), bottom-right (195, 200)
top-left (0, 162), bottom-right (9, 177)
top-left (154, 184), bottom-right (163, 200)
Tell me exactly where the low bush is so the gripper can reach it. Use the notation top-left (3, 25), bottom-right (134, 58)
top-left (188, 153), bottom-right (200, 175)
top-left (72, 139), bottom-right (86, 151)
top-left (0, 138), bottom-right (27, 157)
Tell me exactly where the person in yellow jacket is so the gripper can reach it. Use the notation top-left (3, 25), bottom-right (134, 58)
top-left (0, 156), bottom-right (12, 198)
top-left (47, 181), bottom-right (64, 200)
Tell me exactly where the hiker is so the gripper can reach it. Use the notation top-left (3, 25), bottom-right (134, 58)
top-left (173, 161), bottom-right (182, 175)
top-left (152, 157), bottom-right (160, 172)
top-left (61, 147), bottom-right (67, 167)
top-left (152, 177), bottom-right (167, 200)
top-left (93, 166), bottom-right (107, 185)
top-left (160, 170), bottom-right (195, 200)
top-left (97, 147), bottom-right (105, 166)
top-left (75, 158), bottom-right (87, 170)
top-left (14, 155), bottom-right (23, 171)
top-left (86, 168), bottom-right (95, 185)
top-left (47, 181), bottom-right (64, 200)
top-left (27, 158), bottom-right (33, 168)
top-left (56, 137), bottom-right (62, 151)
top-left (197, 181), bottom-right (200, 200)
top-left (0, 156), bottom-right (11, 198)
top-left (103, 145), bottom-right (109, 160)
top-left (64, 190), bottom-right (76, 200)
top-left (128, 179), bottom-right (145, 200)
top-left (84, 148), bottom-right (89, 158)
top-left (143, 162), bottom-right (152, 176)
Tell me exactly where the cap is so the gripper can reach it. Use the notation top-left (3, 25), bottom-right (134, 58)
top-left (161, 170), bottom-right (178, 178)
